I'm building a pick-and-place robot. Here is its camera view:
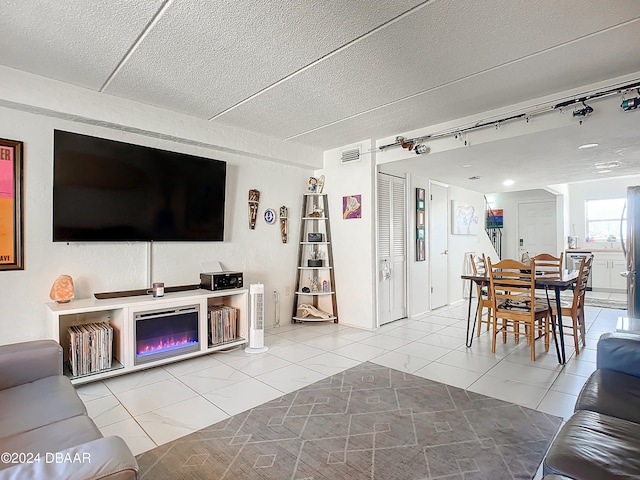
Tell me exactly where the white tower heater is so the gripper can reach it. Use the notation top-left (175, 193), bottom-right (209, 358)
top-left (245, 283), bottom-right (268, 354)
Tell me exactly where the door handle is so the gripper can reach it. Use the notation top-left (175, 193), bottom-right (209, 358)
top-left (441, 250), bottom-right (448, 255)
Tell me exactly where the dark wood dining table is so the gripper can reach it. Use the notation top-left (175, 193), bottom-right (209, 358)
top-left (461, 269), bottom-right (580, 364)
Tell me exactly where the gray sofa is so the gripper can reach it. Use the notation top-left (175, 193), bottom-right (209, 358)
top-left (0, 340), bottom-right (138, 479)
top-left (543, 332), bottom-right (640, 479)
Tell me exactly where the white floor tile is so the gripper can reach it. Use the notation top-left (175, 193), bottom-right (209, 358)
top-left (435, 350), bottom-right (501, 375)
top-left (562, 358), bottom-right (597, 378)
top-left (99, 417), bottom-right (156, 456)
top-left (299, 333), bottom-right (355, 351)
top-left (334, 328), bottom-right (376, 342)
top-left (467, 375), bottom-right (548, 409)
top-left (203, 378), bottom-right (283, 416)
top-left (393, 341), bottom-right (450, 362)
top-left (415, 333), bottom-right (465, 350)
top-left (220, 353), bottom-right (292, 377)
top-left (161, 354), bottom-right (223, 377)
top-left (268, 343), bottom-right (325, 363)
top-left (551, 372), bottom-right (589, 396)
top-left (536, 390), bottom-right (578, 421)
top-left (369, 351), bottom-right (432, 374)
top-left (255, 364), bottom-right (327, 394)
top-left (75, 381), bottom-right (112, 402)
top-left (84, 394), bottom-right (131, 428)
top-left (357, 333), bottom-right (413, 350)
top-left (485, 361), bottom-right (561, 389)
top-left (114, 378), bottom-right (198, 416)
top-left (298, 352), bottom-right (360, 376)
top-left (331, 342), bottom-right (387, 362)
top-left (377, 325), bottom-right (430, 341)
top-left (104, 367), bottom-right (173, 394)
top-left (136, 396), bottom-right (228, 445)
top-left (176, 363), bottom-right (251, 394)
top-left (413, 362), bottom-right (482, 390)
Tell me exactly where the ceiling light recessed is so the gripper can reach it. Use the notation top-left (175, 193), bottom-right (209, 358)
top-left (503, 179), bottom-right (515, 186)
top-left (578, 143), bottom-right (599, 149)
top-left (594, 161), bottom-right (619, 169)
top-left (597, 169), bottom-right (612, 174)
top-left (461, 164), bottom-right (472, 168)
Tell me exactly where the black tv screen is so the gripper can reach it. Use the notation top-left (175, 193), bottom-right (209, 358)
top-left (53, 130), bottom-right (226, 242)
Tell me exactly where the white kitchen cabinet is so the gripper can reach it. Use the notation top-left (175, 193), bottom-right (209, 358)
top-left (591, 252), bottom-right (627, 292)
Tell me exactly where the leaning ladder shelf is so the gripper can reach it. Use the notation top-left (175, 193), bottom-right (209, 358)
top-left (292, 193), bottom-right (338, 323)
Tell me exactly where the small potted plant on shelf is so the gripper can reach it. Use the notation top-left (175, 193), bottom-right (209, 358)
top-left (308, 245), bottom-right (323, 267)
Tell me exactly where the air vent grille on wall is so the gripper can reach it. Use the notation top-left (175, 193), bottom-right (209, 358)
top-left (341, 147), bottom-right (361, 164)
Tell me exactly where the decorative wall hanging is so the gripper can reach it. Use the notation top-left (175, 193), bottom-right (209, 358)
top-left (279, 206), bottom-right (288, 243)
top-left (0, 138), bottom-right (23, 270)
top-left (264, 208), bottom-right (276, 225)
top-left (452, 200), bottom-right (480, 235)
top-left (248, 189), bottom-right (260, 229)
top-left (317, 175), bottom-right (325, 193)
top-left (342, 194), bottom-right (361, 219)
top-left (308, 177), bottom-right (318, 192)
top-left (487, 208), bottom-right (503, 228)
top-left (416, 188), bottom-right (426, 261)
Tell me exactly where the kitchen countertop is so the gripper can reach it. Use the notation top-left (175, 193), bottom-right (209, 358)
top-left (565, 248), bottom-right (623, 253)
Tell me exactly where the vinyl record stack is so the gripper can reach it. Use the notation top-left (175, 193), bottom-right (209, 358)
top-left (67, 322), bottom-right (113, 377)
top-left (208, 305), bottom-right (238, 345)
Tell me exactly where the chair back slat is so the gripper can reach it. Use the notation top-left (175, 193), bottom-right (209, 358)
top-left (532, 253), bottom-right (564, 276)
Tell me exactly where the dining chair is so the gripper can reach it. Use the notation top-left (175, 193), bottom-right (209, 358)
top-left (470, 253), bottom-right (492, 336)
top-left (532, 252), bottom-right (564, 275)
top-left (550, 254), bottom-right (593, 355)
top-left (488, 257), bottom-right (550, 361)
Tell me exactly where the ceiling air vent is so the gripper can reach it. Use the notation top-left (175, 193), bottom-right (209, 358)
top-left (468, 175), bottom-right (482, 180)
top-left (341, 147), bottom-right (361, 164)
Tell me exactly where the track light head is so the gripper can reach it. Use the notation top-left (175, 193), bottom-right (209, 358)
top-left (572, 103), bottom-right (594, 118)
top-left (414, 144), bottom-right (429, 155)
top-left (621, 97), bottom-right (640, 111)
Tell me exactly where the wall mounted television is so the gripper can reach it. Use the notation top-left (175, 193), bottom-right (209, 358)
top-left (53, 130), bottom-right (226, 242)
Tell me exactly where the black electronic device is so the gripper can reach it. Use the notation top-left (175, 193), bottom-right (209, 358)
top-left (308, 232), bottom-right (323, 242)
top-left (53, 130), bottom-right (226, 242)
top-left (200, 271), bottom-right (244, 291)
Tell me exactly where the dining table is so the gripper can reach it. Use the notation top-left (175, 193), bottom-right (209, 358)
top-left (461, 269), bottom-right (580, 364)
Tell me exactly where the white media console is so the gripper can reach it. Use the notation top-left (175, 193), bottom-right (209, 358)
top-left (46, 288), bottom-right (248, 385)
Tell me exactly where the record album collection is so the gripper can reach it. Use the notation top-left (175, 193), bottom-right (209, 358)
top-left (67, 322), bottom-right (113, 377)
top-left (208, 305), bottom-right (238, 345)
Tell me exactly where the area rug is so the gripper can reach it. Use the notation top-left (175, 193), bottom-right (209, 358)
top-left (136, 362), bottom-right (562, 479)
top-left (559, 293), bottom-right (627, 310)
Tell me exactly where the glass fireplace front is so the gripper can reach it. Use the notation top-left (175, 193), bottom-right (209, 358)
top-left (134, 306), bottom-right (200, 365)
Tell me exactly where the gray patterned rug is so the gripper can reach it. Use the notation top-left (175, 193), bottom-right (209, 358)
top-left (136, 362), bottom-right (561, 479)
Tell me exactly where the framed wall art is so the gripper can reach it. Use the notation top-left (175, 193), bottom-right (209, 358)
top-left (452, 200), bottom-right (480, 235)
top-left (416, 188), bottom-right (426, 261)
top-left (0, 138), bottom-right (23, 270)
top-left (342, 194), bottom-right (361, 219)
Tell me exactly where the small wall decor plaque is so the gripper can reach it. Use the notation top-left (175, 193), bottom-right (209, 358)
top-left (342, 194), bottom-right (361, 219)
top-left (248, 189), bottom-right (260, 229)
top-left (264, 208), bottom-right (276, 225)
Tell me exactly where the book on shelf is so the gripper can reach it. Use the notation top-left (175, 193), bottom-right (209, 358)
top-left (207, 305), bottom-right (238, 345)
top-left (67, 322), bottom-right (113, 377)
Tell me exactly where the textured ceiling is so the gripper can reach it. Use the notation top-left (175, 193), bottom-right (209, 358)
top-left (1, 0), bottom-right (640, 192)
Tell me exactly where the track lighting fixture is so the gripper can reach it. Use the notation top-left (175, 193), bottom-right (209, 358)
top-left (572, 102), bottom-right (594, 118)
top-left (414, 144), bottom-right (429, 155)
top-left (621, 96), bottom-right (640, 111)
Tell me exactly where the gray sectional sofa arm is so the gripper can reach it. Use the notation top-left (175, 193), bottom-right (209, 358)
top-left (596, 332), bottom-right (640, 376)
top-left (0, 436), bottom-right (138, 480)
top-left (0, 340), bottom-right (63, 390)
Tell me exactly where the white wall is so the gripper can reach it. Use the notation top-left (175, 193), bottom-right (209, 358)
top-left (319, 142), bottom-right (376, 330)
top-left (0, 107), bottom-right (311, 345)
top-left (487, 189), bottom-right (559, 260)
top-left (567, 175), bottom-right (640, 250)
top-left (447, 184), bottom-right (498, 304)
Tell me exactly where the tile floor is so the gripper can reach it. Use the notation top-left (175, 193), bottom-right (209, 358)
top-left (75, 291), bottom-right (628, 478)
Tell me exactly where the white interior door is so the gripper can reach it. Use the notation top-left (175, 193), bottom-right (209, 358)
top-left (377, 173), bottom-right (407, 325)
top-left (430, 182), bottom-right (449, 309)
top-left (517, 201), bottom-right (557, 258)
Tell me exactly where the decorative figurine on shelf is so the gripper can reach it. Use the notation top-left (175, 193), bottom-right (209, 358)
top-left (308, 177), bottom-right (318, 192)
top-left (248, 189), bottom-right (260, 230)
top-left (279, 205), bottom-right (288, 243)
top-left (307, 206), bottom-right (324, 218)
top-left (310, 276), bottom-right (320, 292)
top-left (308, 245), bottom-right (323, 267)
top-left (50, 275), bottom-right (75, 303)
top-left (297, 303), bottom-right (331, 319)
top-left (317, 175), bottom-right (325, 193)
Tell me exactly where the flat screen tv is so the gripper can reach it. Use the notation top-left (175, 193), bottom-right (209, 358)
top-left (53, 130), bottom-right (226, 242)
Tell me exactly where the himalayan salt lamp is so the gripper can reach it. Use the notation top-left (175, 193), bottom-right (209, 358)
top-left (50, 275), bottom-right (74, 303)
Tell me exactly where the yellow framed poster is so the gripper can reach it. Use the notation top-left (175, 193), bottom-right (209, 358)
top-left (0, 138), bottom-right (23, 270)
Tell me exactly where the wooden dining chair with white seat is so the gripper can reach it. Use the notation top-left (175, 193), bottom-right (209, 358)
top-left (487, 257), bottom-right (551, 361)
top-left (469, 253), bottom-right (492, 337)
top-left (550, 254), bottom-right (593, 355)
